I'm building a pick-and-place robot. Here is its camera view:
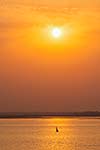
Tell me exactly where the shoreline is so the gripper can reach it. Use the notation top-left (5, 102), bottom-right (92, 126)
top-left (0, 111), bottom-right (100, 119)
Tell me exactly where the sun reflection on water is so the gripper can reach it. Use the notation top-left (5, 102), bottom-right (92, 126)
top-left (0, 118), bottom-right (100, 150)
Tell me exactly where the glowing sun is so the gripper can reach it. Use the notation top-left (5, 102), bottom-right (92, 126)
top-left (51, 27), bottom-right (62, 38)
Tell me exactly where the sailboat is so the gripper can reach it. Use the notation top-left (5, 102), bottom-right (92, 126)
top-left (56, 127), bottom-right (59, 132)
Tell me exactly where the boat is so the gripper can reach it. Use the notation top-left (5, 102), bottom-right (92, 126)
top-left (56, 127), bottom-right (59, 132)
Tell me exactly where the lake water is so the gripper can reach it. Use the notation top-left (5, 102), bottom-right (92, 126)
top-left (0, 118), bottom-right (100, 150)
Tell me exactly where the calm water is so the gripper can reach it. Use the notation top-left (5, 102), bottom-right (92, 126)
top-left (0, 118), bottom-right (100, 150)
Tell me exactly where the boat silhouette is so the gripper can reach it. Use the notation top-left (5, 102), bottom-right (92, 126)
top-left (56, 127), bottom-right (59, 132)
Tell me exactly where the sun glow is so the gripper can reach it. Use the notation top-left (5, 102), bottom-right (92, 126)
top-left (51, 27), bottom-right (62, 38)
top-left (43, 25), bottom-right (74, 47)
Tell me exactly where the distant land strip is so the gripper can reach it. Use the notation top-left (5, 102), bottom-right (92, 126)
top-left (0, 111), bottom-right (100, 118)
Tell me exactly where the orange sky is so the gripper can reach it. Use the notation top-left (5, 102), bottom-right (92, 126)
top-left (0, 0), bottom-right (100, 112)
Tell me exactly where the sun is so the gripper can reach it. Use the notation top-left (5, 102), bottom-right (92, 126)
top-left (51, 27), bottom-right (62, 38)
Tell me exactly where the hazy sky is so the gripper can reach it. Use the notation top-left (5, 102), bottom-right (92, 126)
top-left (0, 0), bottom-right (100, 112)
